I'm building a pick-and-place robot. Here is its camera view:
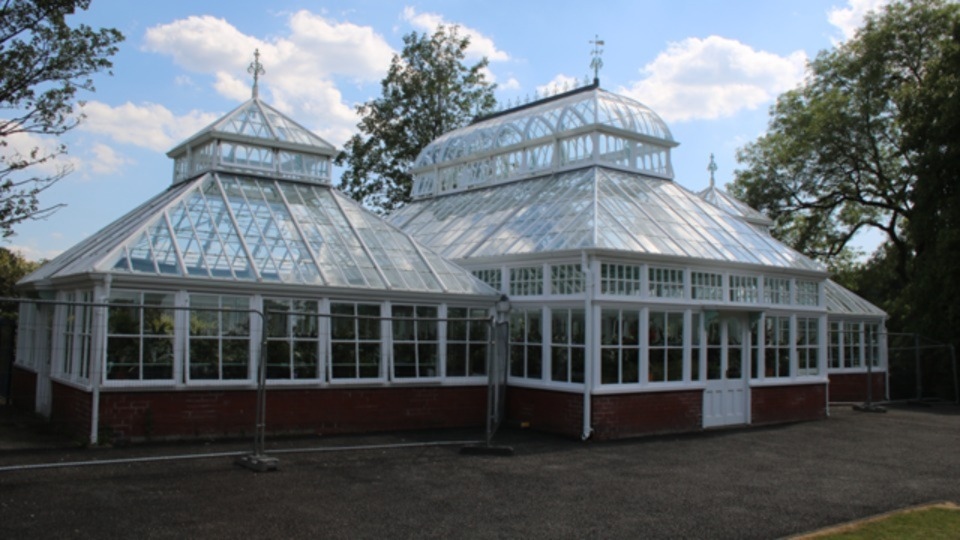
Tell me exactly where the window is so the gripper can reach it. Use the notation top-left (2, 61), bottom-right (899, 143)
top-left (691, 272), bottom-right (723, 301)
top-left (264, 299), bottom-right (320, 380)
top-left (551, 309), bottom-right (585, 383)
top-left (829, 322), bottom-right (841, 369)
top-left (865, 323), bottom-right (881, 367)
top-left (600, 309), bottom-right (640, 384)
top-left (648, 312), bottom-right (684, 382)
top-left (750, 318), bottom-right (761, 379)
top-left (59, 290), bottom-right (93, 382)
top-left (221, 142), bottom-right (274, 170)
top-left (510, 309), bottom-right (543, 379)
top-left (559, 134), bottom-right (593, 165)
top-left (796, 281), bottom-right (819, 306)
top-left (107, 291), bottom-right (175, 381)
top-left (764, 277), bottom-right (791, 304)
top-left (510, 266), bottom-right (543, 296)
top-left (690, 313), bottom-right (701, 381)
top-left (797, 317), bottom-right (819, 376)
top-left (706, 317), bottom-right (722, 380)
top-left (331, 303), bottom-right (382, 380)
top-left (446, 307), bottom-right (489, 377)
top-left (472, 269), bottom-right (502, 292)
top-left (600, 263), bottom-right (642, 295)
top-left (551, 264), bottom-right (585, 295)
top-left (649, 267), bottom-right (684, 298)
top-left (764, 316), bottom-right (791, 378)
top-left (392, 305), bottom-right (438, 378)
top-left (279, 150), bottom-right (329, 180)
top-left (188, 295), bottom-right (250, 381)
top-left (729, 275), bottom-right (759, 303)
top-left (844, 322), bottom-right (862, 368)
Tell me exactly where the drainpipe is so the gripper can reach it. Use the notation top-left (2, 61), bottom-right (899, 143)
top-left (90, 274), bottom-right (112, 445)
top-left (581, 251), bottom-right (593, 440)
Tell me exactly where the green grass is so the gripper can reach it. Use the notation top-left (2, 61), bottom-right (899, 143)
top-left (816, 506), bottom-right (960, 540)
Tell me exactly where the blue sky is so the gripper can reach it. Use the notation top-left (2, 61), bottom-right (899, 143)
top-left (5, 0), bottom-right (889, 261)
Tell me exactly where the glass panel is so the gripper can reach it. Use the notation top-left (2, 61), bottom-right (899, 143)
top-left (727, 318), bottom-right (743, 379)
top-left (707, 318), bottom-right (721, 380)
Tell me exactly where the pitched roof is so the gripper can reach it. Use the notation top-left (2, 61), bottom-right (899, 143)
top-left (824, 280), bottom-right (886, 317)
top-left (390, 166), bottom-right (825, 272)
top-left (168, 98), bottom-right (335, 157)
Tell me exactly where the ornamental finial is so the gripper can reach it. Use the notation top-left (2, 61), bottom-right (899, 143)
top-left (248, 49), bottom-right (265, 99)
top-left (707, 153), bottom-right (718, 188)
top-left (590, 35), bottom-right (605, 84)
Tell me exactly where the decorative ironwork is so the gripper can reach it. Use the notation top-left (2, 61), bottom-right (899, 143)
top-left (248, 49), bottom-right (265, 99)
top-left (707, 153), bottom-right (718, 188)
top-left (590, 35), bottom-right (605, 83)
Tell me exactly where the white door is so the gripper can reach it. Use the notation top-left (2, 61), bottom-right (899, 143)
top-left (703, 316), bottom-right (749, 428)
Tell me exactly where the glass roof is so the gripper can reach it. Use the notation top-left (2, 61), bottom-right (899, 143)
top-left (824, 280), bottom-right (886, 316)
top-left (697, 184), bottom-right (773, 228)
top-left (21, 173), bottom-right (496, 295)
top-left (173, 98), bottom-right (335, 153)
top-left (390, 166), bottom-right (825, 272)
top-left (412, 86), bottom-right (675, 172)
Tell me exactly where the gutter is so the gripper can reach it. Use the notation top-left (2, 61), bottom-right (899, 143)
top-left (581, 250), bottom-right (593, 440)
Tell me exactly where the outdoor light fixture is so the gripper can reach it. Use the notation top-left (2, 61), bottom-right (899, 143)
top-left (495, 294), bottom-right (511, 322)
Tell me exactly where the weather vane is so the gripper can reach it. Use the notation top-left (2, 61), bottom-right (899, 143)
top-left (707, 153), bottom-right (718, 188)
top-left (248, 49), bottom-right (265, 99)
top-left (590, 35), bottom-right (605, 84)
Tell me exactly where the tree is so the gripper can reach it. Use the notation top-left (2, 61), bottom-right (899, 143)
top-left (337, 25), bottom-right (496, 212)
top-left (901, 17), bottom-right (960, 344)
top-left (0, 0), bottom-right (123, 237)
top-left (730, 0), bottom-right (960, 283)
top-left (0, 247), bottom-right (40, 318)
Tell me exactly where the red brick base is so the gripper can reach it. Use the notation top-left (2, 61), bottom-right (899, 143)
top-left (591, 391), bottom-right (702, 440)
top-left (50, 382), bottom-right (94, 440)
top-left (828, 373), bottom-right (886, 402)
top-left (506, 387), bottom-right (583, 438)
top-left (97, 386), bottom-right (487, 440)
top-left (751, 384), bottom-right (827, 425)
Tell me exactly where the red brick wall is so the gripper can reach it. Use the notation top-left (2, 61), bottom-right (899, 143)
top-left (506, 387), bottom-right (583, 438)
top-left (9, 366), bottom-right (36, 412)
top-left (98, 386), bottom-right (487, 440)
top-left (50, 382), bottom-right (93, 440)
top-left (828, 373), bottom-right (886, 402)
top-left (751, 384), bottom-right (826, 424)
top-left (591, 390), bottom-right (702, 440)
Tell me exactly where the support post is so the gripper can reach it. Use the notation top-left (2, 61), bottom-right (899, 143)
top-left (462, 296), bottom-right (513, 456)
top-left (235, 309), bottom-right (278, 471)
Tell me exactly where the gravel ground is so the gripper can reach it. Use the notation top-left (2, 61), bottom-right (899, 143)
top-left (0, 404), bottom-right (958, 539)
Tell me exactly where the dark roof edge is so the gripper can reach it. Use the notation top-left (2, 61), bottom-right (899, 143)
top-left (470, 80), bottom-right (600, 125)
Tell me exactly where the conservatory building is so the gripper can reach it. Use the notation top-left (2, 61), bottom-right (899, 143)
top-left (12, 94), bottom-right (501, 443)
top-left (390, 81), bottom-right (887, 440)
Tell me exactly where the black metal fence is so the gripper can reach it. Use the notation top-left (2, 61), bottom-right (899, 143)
top-left (887, 332), bottom-right (958, 404)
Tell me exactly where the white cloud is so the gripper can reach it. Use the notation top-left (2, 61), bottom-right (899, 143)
top-left (143, 15), bottom-right (259, 74)
top-left (78, 101), bottom-right (219, 152)
top-left (213, 72), bottom-right (251, 102)
top-left (537, 74), bottom-right (584, 96)
top-left (401, 7), bottom-right (510, 62)
top-left (500, 78), bottom-right (521, 91)
top-left (828, 0), bottom-right (890, 42)
top-left (3, 241), bottom-right (63, 262)
top-left (621, 36), bottom-right (807, 123)
top-left (86, 143), bottom-right (132, 175)
top-left (0, 130), bottom-right (77, 178)
top-left (142, 11), bottom-right (395, 146)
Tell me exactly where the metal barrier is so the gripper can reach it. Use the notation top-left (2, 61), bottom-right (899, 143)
top-left (0, 296), bottom-right (511, 470)
top-left (886, 332), bottom-right (958, 404)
